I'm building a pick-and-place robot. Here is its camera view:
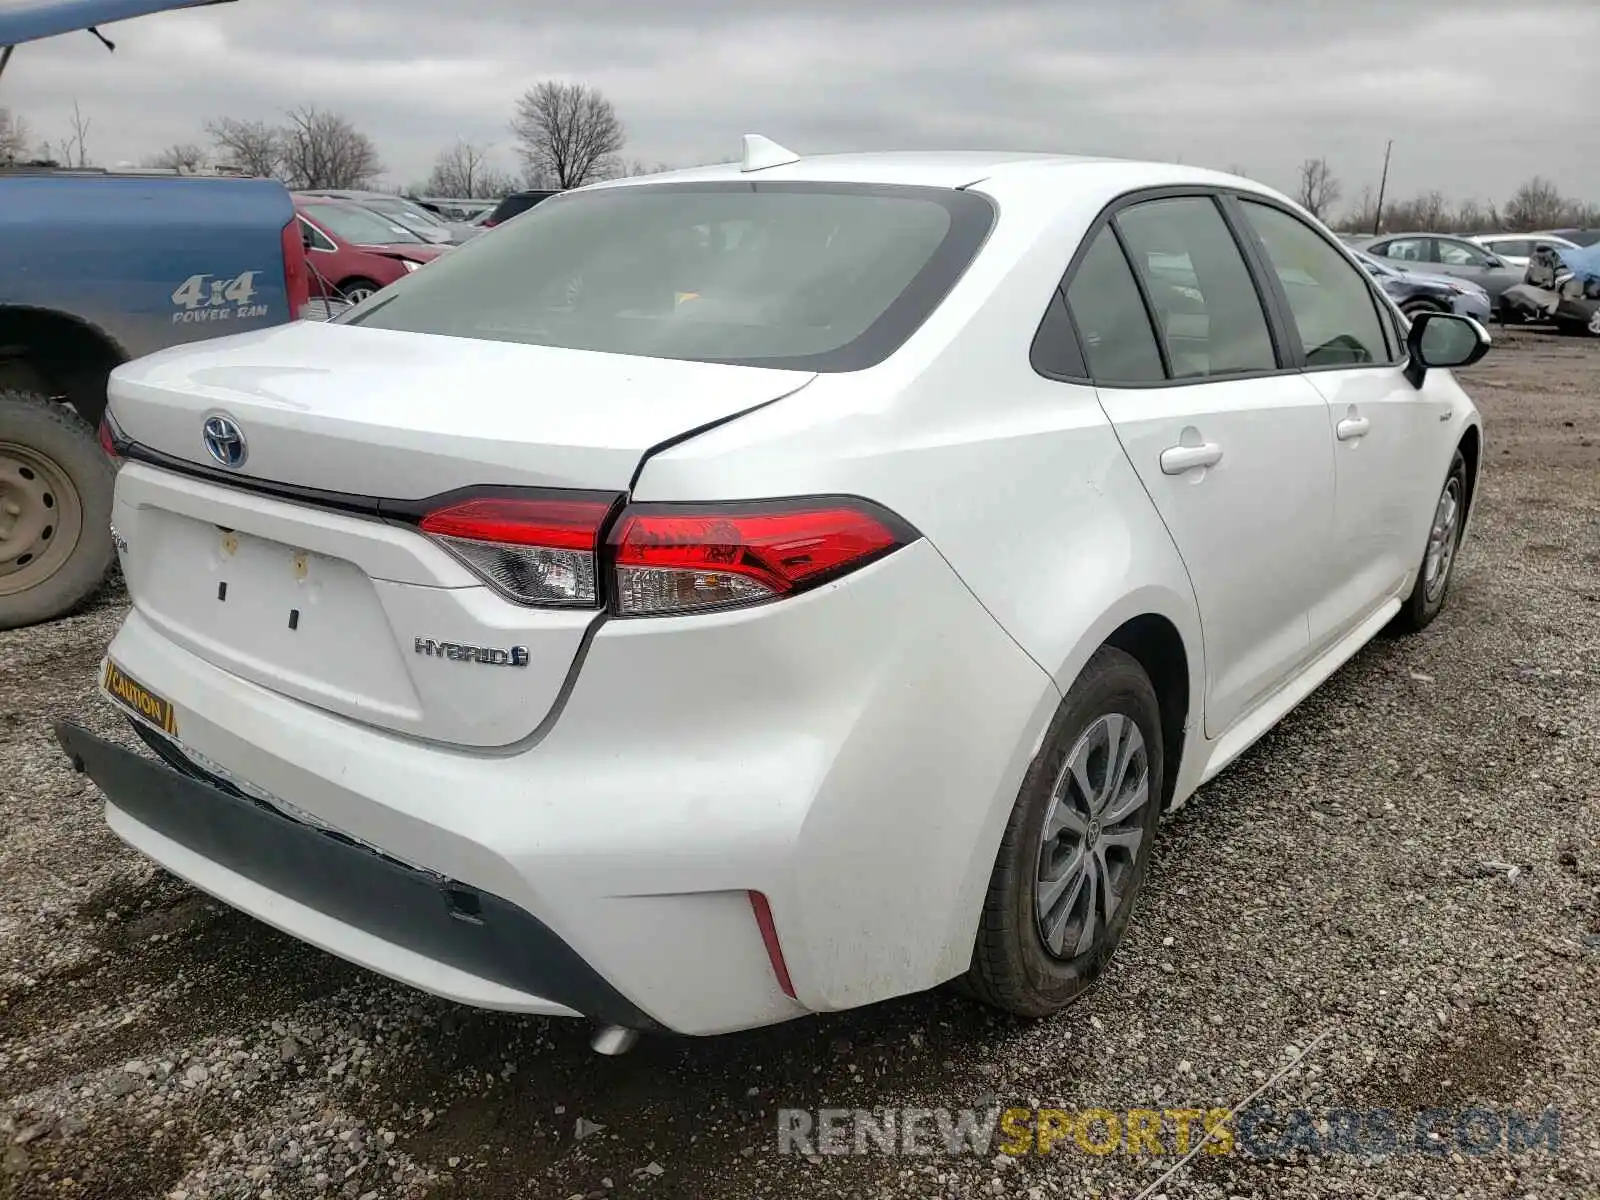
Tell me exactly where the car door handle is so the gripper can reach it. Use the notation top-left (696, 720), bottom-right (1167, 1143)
top-left (1159, 442), bottom-right (1223, 474)
top-left (1336, 417), bottom-right (1371, 441)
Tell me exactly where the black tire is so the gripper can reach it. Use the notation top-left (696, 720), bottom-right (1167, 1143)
top-left (0, 391), bottom-right (117, 631)
top-left (962, 646), bottom-right (1165, 1017)
top-left (336, 277), bottom-right (382, 304)
top-left (1391, 448), bottom-right (1468, 635)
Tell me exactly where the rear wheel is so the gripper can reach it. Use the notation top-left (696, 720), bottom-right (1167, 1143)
top-left (962, 646), bottom-right (1164, 1017)
top-left (0, 391), bottom-right (116, 630)
top-left (1392, 448), bottom-right (1468, 635)
top-left (337, 277), bottom-right (381, 304)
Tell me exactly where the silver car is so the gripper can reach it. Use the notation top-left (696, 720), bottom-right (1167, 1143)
top-left (1354, 232), bottom-right (1523, 304)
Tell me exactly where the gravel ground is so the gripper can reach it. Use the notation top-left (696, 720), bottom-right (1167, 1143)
top-left (2, 327), bottom-right (1598, 1200)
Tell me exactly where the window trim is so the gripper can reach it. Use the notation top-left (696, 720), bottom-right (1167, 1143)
top-left (1226, 194), bottom-right (1406, 373)
top-left (1034, 185), bottom-right (1298, 390)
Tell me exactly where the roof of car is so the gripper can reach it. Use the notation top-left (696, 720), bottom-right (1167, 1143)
top-left (581, 150), bottom-right (1284, 201)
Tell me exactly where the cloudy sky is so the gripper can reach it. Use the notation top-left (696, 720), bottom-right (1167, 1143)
top-left (3, 0), bottom-right (1598, 209)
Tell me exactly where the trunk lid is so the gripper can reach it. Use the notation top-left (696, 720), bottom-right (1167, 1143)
top-left (106, 321), bottom-right (814, 747)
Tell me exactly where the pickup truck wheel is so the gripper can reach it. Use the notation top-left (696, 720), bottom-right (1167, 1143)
top-left (337, 278), bottom-right (380, 304)
top-left (0, 391), bottom-right (116, 630)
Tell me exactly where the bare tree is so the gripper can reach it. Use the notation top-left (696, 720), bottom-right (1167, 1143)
top-left (1410, 189), bottom-right (1448, 230)
top-left (1334, 185), bottom-right (1379, 234)
top-left (424, 141), bottom-right (517, 198)
top-left (0, 108), bottom-right (30, 163)
top-left (615, 157), bottom-right (673, 178)
top-left (1502, 176), bottom-right (1568, 232)
top-left (145, 142), bottom-right (207, 172)
top-left (205, 117), bottom-right (282, 178)
top-left (511, 81), bottom-right (624, 189)
top-left (53, 100), bottom-right (92, 168)
top-left (1295, 157), bottom-right (1342, 220)
top-left (278, 107), bottom-right (382, 190)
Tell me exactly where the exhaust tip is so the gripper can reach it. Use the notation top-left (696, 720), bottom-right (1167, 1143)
top-left (591, 1025), bottom-right (640, 1056)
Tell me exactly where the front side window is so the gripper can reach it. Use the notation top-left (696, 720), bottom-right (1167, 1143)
top-left (1063, 227), bottom-right (1166, 385)
top-left (1436, 238), bottom-right (1491, 267)
top-left (1238, 200), bottom-right (1390, 367)
top-left (1114, 196), bottom-right (1277, 379)
top-left (348, 182), bottom-right (995, 371)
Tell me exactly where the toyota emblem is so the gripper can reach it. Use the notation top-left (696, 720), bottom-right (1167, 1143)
top-left (202, 414), bottom-right (248, 469)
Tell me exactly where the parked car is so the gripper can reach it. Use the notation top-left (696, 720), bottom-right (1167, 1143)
top-left (299, 189), bottom-right (466, 245)
top-left (1468, 232), bottom-right (1579, 269)
top-left (63, 141), bottom-right (1488, 1048)
top-left (1354, 232), bottom-right (1523, 303)
top-left (415, 196), bottom-right (495, 224)
top-left (478, 189), bottom-right (561, 229)
top-left (1544, 227), bottom-right (1600, 248)
top-left (1502, 242), bottom-right (1600, 335)
top-left (1352, 250), bottom-right (1492, 323)
top-left (294, 196), bottom-right (446, 304)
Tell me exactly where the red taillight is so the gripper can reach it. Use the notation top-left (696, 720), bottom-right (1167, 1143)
top-left (411, 492), bottom-right (915, 615)
top-left (281, 218), bottom-right (311, 318)
top-left (418, 494), bottom-right (616, 607)
top-left (96, 412), bottom-right (122, 460)
top-left (748, 891), bottom-right (797, 999)
top-left (607, 499), bottom-right (912, 616)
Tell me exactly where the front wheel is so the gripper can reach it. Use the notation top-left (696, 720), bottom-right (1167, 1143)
top-left (0, 391), bottom-right (117, 630)
top-left (337, 277), bottom-right (381, 304)
top-left (1391, 449), bottom-right (1468, 635)
top-left (1402, 299), bottom-right (1448, 320)
top-left (962, 646), bottom-right (1164, 1017)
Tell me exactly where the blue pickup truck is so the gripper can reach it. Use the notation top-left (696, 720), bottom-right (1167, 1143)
top-left (1, 0), bottom-right (314, 629)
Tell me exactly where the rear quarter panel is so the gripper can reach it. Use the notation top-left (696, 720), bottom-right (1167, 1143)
top-left (0, 174), bottom-right (295, 359)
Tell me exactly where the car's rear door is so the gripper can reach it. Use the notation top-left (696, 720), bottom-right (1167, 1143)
top-left (1064, 191), bottom-right (1337, 738)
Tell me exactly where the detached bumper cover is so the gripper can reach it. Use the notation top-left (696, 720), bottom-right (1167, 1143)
top-left (54, 721), bottom-right (660, 1031)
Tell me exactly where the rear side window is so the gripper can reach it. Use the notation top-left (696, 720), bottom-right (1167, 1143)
top-left (1238, 201), bottom-right (1391, 367)
top-left (1114, 196), bottom-right (1277, 379)
top-left (1063, 228), bottom-right (1165, 385)
top-left (350, 182), bottom-right (995, 372)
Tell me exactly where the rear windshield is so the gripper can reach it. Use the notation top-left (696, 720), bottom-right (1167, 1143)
top-left (347, 181), bottom-right (995, 371)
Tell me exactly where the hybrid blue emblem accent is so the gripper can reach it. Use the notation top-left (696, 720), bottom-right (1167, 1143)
top-left (202, 414), bottom-right (247, 469)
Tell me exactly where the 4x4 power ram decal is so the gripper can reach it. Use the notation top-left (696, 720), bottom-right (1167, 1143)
top-left (170, 271), bottom-right (270, 324)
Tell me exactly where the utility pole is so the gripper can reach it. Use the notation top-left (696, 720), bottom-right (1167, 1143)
top-left (1372, 139), bottom-right (1393, 236)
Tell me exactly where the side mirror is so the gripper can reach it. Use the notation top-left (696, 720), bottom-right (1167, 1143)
top-left (1404, 311), bottom-right (1490, 388)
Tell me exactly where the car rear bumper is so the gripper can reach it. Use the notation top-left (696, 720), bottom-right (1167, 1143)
top-left (57, 721), bottom-right (655, 1026)
top-left (80, 539), bottom-right (1059, 1034)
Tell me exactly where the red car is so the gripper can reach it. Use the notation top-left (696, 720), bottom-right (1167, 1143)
top-left (293, 195), bottom-right (446, 304)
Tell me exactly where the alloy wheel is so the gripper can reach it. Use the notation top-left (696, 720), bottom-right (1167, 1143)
top-left (1034, 713), bottom-right (1151, 960)
top-left (1423, 475), bottom-right (1462, 603)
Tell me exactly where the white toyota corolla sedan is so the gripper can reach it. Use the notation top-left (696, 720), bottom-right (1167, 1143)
top-left (62, 138), bottom-right (1487, 1048)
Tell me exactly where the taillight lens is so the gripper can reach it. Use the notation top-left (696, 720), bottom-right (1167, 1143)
top-left (418, 495), bottom-right (617, 607)
top-left (96, 411), bottom-right (122, 461)
top-left (281, 218), bottom-right (311, 318)
top-left (607, 499), bottom-right (914, 617)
